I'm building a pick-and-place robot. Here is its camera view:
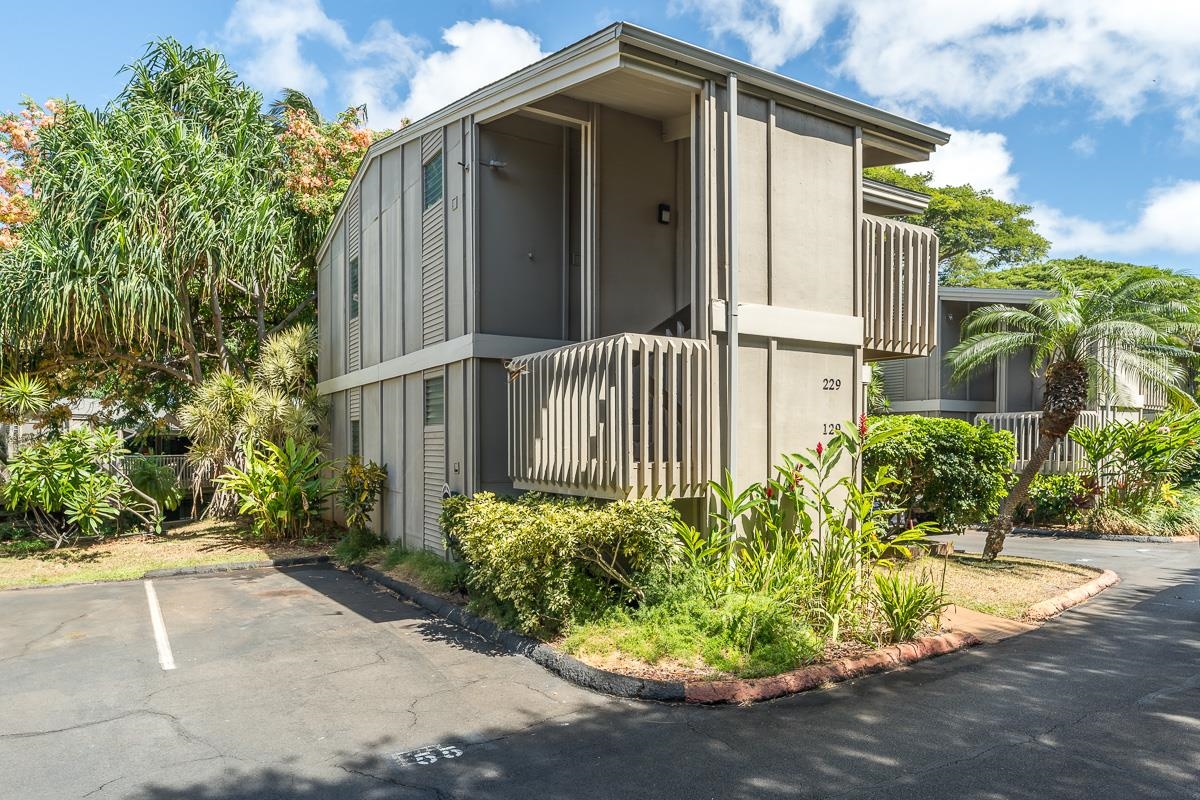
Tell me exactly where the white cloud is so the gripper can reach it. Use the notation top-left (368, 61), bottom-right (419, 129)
top-left (678, 1), bottom-right (1200, 124)
top-left (1035, 181), bottom-right (1200, 257)
top-left (374, 19), bottom-right (547, 126)
top-left (222, 0), bottom-right (347, 96)
top-left (1070, 134), bottom-right (1097, 158)
top-left (902, 125), bottom-right (1019, 200)
top-left (222, 4), bottom-right (546, 130)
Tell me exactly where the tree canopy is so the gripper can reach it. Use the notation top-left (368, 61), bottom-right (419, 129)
top-left (865, 165), bottom-right (1050, 285)
top-left (0, 41), bottom-right (378, 425)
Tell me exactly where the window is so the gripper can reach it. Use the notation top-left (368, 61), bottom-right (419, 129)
top-left (348, 255), bottom-right (360, 319)
top-left (423, 376), bottom-right (444, 426)
top-left (422, 150), bottom-right (444, 210)
top-left (350, 419), bottom-right (361, 458)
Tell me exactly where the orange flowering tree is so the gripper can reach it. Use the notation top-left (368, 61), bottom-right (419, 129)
top-left (278, 103), bottom-right (378, 225)
top-left (0, 99), bottom-right (58, 250)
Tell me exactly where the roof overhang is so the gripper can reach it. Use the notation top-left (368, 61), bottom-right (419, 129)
top-left (862, 178), bottom-right (931, 217)
top-left (316, 22), bottom-right (951, 264)
top-left (939, 286), bottom-right (1052, 305)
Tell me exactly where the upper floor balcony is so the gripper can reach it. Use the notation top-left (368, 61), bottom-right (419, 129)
top-left (862, 214), bottom-right (938, 361)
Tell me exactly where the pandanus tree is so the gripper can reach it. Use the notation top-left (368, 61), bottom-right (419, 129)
top-left (0, 40), bottom-right (310, 419)
top-left (948, 270), bottom-right (1198, 559)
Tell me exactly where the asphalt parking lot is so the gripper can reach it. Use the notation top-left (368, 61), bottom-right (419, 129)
top-left (2, 534), bottom-right (1198, 800)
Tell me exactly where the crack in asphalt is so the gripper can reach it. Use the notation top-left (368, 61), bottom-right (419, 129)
top-left (336, 763), bottom-right (458, 800)
top-left (0, 611), bottom-right (89, 665)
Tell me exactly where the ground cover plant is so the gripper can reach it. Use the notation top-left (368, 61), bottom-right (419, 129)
top-left (560, 423), bottom-right (949, 679)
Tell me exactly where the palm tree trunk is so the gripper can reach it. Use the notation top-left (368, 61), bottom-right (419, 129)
top-left (983, 433), bottom-right (1060, 560)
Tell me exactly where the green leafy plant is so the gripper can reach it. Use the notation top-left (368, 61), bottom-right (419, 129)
top-left (440, 493), bottom-right (678, 636)
top-left (864, 415), bottom-right (1016, 533)
top-left (0, 427), bottom-right (160, 547)
top-left (217, 437), bottom-right (329, 540)
top-left (336, 456), bottom-right (388, 532)
top-left (126, 458), bottom-right (184, 512)
top-left (1022, 473), bottom-right (1087, 525)
top-left (872, 569), bottom-right (950, 644)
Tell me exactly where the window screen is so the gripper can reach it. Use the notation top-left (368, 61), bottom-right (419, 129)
top-left (423, 376), bottom-right (444, 426)
top-left (348, 255), bottom-right (360, 319)
top-left (350, 419), bottom-right (361, 457)
top-left (422, 151), bottom-right (443, 210)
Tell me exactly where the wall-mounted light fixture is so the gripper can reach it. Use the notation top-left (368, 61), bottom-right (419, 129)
top-left (658, 203), bottom-right (671, 225)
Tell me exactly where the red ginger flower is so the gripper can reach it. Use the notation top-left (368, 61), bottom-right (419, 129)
top-left (859, 413), bottom-right (869, 438)
top-left (816, 441), bottom-right (824, 457)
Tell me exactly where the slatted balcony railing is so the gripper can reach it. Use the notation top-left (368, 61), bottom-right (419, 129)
top-left (862, 214), bottom-right (938, 360)
top-left (975, 411), bottom-right (1101, 474)
top-left (507, 334), bottom-right (710, 500)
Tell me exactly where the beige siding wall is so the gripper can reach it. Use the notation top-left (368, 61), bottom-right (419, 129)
top-left (718, 90), bottom-right (861, 486)
top-left (319, 119), bottom-right (474, 552)
top-left (596, 106), bottom-right (681, 336)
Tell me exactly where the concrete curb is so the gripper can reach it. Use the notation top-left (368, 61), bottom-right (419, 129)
top-left (142, 555), bottom-right (331, 579)
top-left (1025, 569), bottom-right (1121, 621)
top-left (347, 565), bottom-right (686, 702)
top-left (1012, 527), bottom-right (1197, 544)
top-left (684, 631), bottom-right (981, 704)
top-left (348, 565), bottom-right (986, 706)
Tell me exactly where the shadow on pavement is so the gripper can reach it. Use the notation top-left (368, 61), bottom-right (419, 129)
top-left (125, 564), bottom-right (1200, 800)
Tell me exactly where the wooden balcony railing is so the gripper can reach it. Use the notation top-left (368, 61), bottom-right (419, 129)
top-left (507, 334), bottom-right (710, 500)
top-left (975, 411), bottom-right (1101, 474)
top-left (862, 214), bottom-right (938, 360)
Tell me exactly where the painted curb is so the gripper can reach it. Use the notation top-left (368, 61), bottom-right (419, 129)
top-left (347, 565), bottom-right (984, 706)
top-left (1012, 527), bottom-right (1197, 544)
top-left (142, 555), bottom-right (331, 579)
top-left (684, 631), bottom-right (981, 704)
top-left (347, 565), bottom-right (686, 702)
top-left (1025, 569), bottom-right (1121, 621)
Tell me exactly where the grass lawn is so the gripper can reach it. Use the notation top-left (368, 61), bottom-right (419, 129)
top-left (0, 519), bottom-right (333, 590)
top-left (904, 552), bottom-right (1098, 620)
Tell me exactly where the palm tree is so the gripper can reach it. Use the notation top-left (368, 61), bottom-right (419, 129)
top-left (269, 88), bottom-right (322, 126)
top-left (948, 270), bottom-right (1197, 559)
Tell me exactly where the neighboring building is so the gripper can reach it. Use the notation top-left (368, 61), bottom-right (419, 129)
top-left (2, 399), bottom-right (109, 461)
top-left (316, 22), bottom-right (947, 550)
top-left (876, 286), bottom-right (1169, 472)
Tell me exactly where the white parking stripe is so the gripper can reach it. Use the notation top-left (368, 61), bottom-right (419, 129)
top-left (143, 580), bottom-right (176, 671)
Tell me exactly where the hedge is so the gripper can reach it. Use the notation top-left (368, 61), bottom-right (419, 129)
top-left (865, 415), bottom-right (1016, 533)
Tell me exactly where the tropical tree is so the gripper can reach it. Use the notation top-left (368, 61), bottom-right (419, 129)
top-left (947, 270), bottom-right (1197, 559)
top-left (865, 166), bottom-right (1050, 284)
top-left (0, 41), bottom-right (312, 422)
top-left (179, 324), bottom-right (323, 514)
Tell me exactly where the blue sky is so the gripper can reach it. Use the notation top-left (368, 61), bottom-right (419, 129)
top-left (5, 1), bottom-right (1200, 274)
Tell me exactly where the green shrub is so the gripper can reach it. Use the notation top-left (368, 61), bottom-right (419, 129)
top-left (126, 458), bottom-right (184, 512)
top-left (865, 415), bottom-right (1016, 533)
top-left (217, 438), bottom-right (329, 540)
top-left (335, 456), bottom-right (388, 532)
top-left (872, 569), bottom-right (949, 644)
top-left (1072, 412), bottom-right (1200, 513)
top-left (1022, 473), bottom-right (1087, 525)
top-left (0, 427), bottom-right (160, 547)
top-left (440, 492), bottom-right (679, 636)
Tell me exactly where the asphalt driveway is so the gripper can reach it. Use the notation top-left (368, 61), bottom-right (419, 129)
top-left (1, 533), bottom-right (1197, 799)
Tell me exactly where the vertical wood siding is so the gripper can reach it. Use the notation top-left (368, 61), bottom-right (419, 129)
top-left (421, 133), bottom-right (446, 348)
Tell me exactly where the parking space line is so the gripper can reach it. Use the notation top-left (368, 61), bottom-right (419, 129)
top-left (143, 580), bottom-right (176, 671)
